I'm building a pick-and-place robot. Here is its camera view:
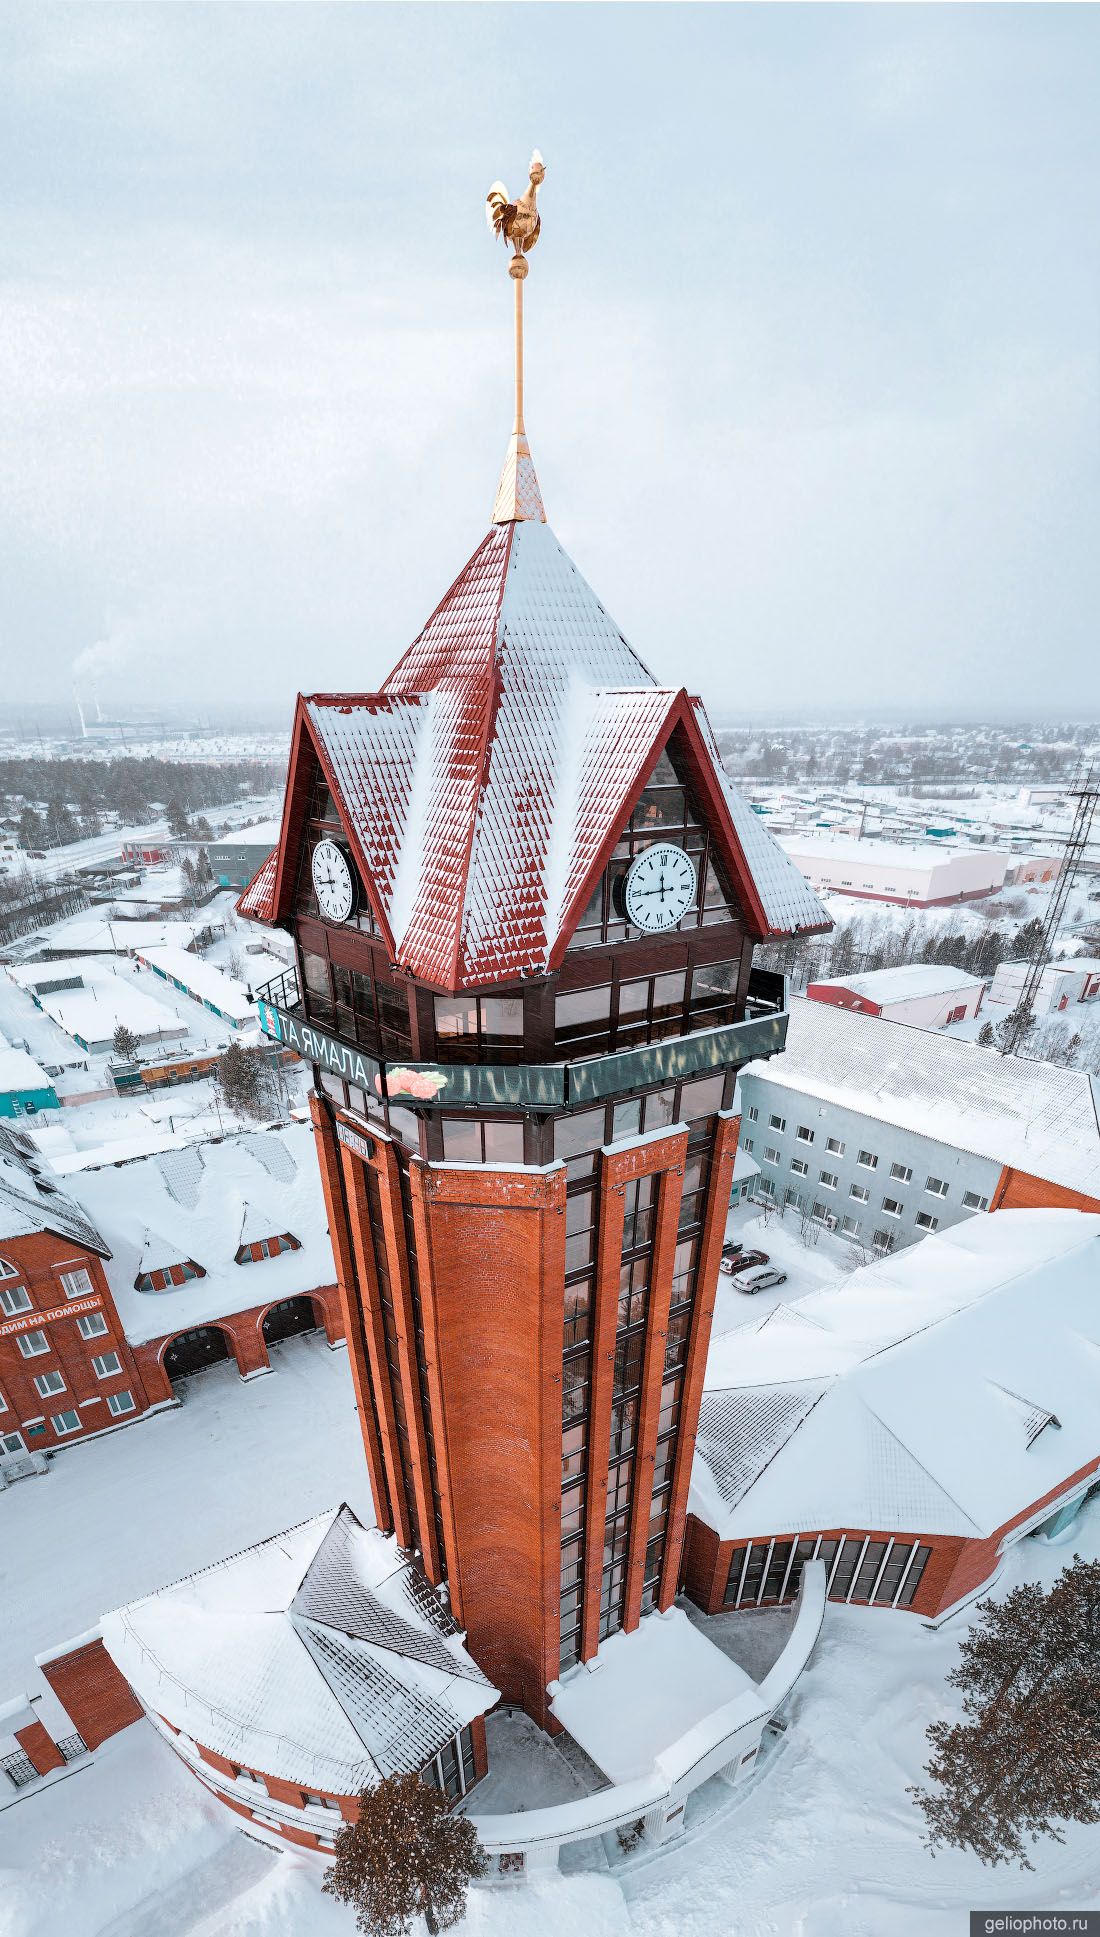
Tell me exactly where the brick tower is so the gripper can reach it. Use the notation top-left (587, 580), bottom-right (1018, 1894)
top-left (244, 165), bottom-right (828, 1725)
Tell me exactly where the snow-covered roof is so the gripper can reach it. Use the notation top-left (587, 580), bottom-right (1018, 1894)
top-left (101, 1504), bottom-right (497, 1795)
top-left (549, 1603), bottom-right (763, 1784)
top-left (0, 1045), bottom-right (54, 1094)
top-left (39, 917), bottom-right (212, 956)
top-left (64, 1122), bottom-right (334, 1342)
top-left (778, 835), bottom-right (1005, 872)
top-left (809, 964), bottom-right (988, 1003)
top-left (6, 961), bottom-right (187, 1049)
top-left (135, 947), bottom-right (256, 1023)
top-left (0, 1124), bottom-right (109, 1255)
top-left (237, 850), bottom-right (277, 922)
top-left (244, 518), bottom-right (828, 981)
top-left (743, 998), bottom-right (1100, 1200)
top-left (692, 1210), bottom-right (1100, 1542)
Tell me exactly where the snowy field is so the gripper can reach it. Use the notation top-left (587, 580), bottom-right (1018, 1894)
top-left (0, 1333), bottom-right (371, 1699)
top-left (4, 1499), bottom-right (1098, 1937)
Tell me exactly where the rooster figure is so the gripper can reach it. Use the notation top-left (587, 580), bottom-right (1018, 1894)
top-left (486, 151), bottom-right (546, 268)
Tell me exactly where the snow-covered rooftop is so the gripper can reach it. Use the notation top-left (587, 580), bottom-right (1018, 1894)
top-left (135, 946), bottom-right (256, 1023)
top-left (0, 1124), bottom-right (108, 1254)
top-left (777, 834), bottom-right (1006, 872)
top-left (66, 1122), bottom-right (334, 1342)
top-left (809, 963), bottom-right (988, 1003)
top-left (101, 1504), bottom-right (496, 1795)
top-left (6, 961), bottom-right (187, 1050)
top-left (245, 519), bottom-right (828, 981)
top-left (744, 997), bottom-right (1100, 1199)
top-left (40, 916), bottom-right (212, 956)
top-left (549, 1603), bottom-right (763, 1784)
top-left (0, 1044), bottom-right (54, 1094)
top-left (692, 1209), bottom-right (1100, 1542)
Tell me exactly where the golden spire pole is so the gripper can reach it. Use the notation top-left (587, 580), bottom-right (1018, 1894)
top-left (486, 151), bottom-right (547, 525)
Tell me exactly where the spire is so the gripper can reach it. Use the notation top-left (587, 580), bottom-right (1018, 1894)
top-left (486, 150), bottom-right (548, 525)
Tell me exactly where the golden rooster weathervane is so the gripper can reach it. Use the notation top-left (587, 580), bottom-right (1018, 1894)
top-left (486, 151), bottom-right (547, 525)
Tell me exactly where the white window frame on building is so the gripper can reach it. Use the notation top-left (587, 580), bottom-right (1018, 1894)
top-left (51, 1410), bottom-right (80, 1435)
top-left (0, 1284), bottom-right (32, 1317)
top-left (17, 1331), bottom-right (49, 1359)
top-left (850, 1183), bottom-right (870, 1204)
top-left (889, 1163), bottom-right (912, 1184)
top-left (795, 1126), bottom-right (815, 1145)
top-left (915, 1212), bottom-right (939, 1233)
top-left (856, 1150), bottom-right (879, 1171)
top-left (881, 1198), bottom-right (904, 1219)
top-left (59, 1267), bottom-right (94, 1299)
top-left (769, 1114), bottom-right (786, 1132)
top-left (34, 1370), bottom-right (66, 1399)
top-left (819, 1170), bottom-right (838, 1191)
top-left (925, 1177), bottom-right (948, 1198)
top-left (791, 1158), bottom-right (809, 1177)
top-left (826, 1137), bottom-right (845, 1156)
top-left (963, 1190), bottom-right (990, 1211)
top-left (107, 1390), bottom-right (136, 1417)
top-left (77, 1313), bottom-right (109, 1341)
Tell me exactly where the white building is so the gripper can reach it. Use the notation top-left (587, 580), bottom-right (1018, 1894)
top-left (987, 958), bottom-right (1100, 1016)
top-left (806, 963), bottom-right (988, 1029)
top-left (778, 837), bottom-right (1009, 907)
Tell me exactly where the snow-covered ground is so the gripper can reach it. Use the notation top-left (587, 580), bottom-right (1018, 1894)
top-left (0, 1332), bottom-right (370, 1700)
top-left (4, 1496), bottom-right (1098, 1936)
top-left (713, 1207), bottom-right (849, 1337)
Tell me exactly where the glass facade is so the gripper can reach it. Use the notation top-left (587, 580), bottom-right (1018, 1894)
top-left (554, 1070), bottom-right (727, 1672)
top-left (568, 748), bottom-right (741, 949)
top-left (419, 1725), bottom-right (479, 1801)
top-left (723, 1535), bottom-right (932, 1611)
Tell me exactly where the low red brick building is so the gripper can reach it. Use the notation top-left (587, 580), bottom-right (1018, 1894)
top-left (683, 1209), bottom-right (1100, 1623)
top-left (0, 1125), bottom-right (153, 1470)
top-left (0, 1120), bottom-right (343, 1483)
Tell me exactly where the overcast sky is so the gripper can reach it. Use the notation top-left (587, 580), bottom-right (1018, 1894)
top-left (1, 4), bottom-right (1097, 721)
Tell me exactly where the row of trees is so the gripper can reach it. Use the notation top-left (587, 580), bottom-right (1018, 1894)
top-left (759, 909), bottom-right (1048, 994)
top-left (2, 754), bottom-right (282, 848)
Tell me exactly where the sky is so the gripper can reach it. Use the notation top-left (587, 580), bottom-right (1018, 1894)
top-left (0, 3), bottom-right (1097, 722)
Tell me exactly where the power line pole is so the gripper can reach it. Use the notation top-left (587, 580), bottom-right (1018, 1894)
top-left (999, 765), bottom-right (1100, 1057)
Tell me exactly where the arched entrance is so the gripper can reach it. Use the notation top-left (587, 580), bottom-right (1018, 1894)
top-left (163, 1327), bottom-right (232, 1384)
top-left (261, 1296), bottom-right (320, 1347)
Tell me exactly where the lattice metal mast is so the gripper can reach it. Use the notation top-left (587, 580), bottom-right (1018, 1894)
top-left (999, 765), bottom-right (1100, 1056)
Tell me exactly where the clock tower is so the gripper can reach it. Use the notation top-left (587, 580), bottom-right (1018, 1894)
top-left (242, 162), bottom-right (828, 1727)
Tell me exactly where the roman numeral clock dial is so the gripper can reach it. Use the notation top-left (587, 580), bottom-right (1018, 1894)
top-left (311, 839), bottom-right (357, 924)
top-left (622, 842), bottom-right (698, 933)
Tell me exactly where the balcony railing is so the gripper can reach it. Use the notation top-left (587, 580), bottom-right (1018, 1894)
top-left (254, 989), bottom-right (789, 1114)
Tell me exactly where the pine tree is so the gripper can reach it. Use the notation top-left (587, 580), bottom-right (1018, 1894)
top-left (977, 1020), bottom-right (995, 1047)
top-left (322, 1772), bottom-right (487, 1937)
top-left (111, 1022), bottom-right (140, 1062)
top-left (214, 1041), bottom-right (271, 1120)
top-left (910, 1557), bottom-right (1100, 1868)
top-left (165, 796), bottom-right (191, 839)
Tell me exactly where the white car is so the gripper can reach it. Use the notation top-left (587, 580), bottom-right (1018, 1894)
top-left (736, 1267), bottom-right (788, 1296)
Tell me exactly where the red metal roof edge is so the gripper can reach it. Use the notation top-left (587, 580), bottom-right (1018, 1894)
top-left (272, 695), bottom-right (398, 957)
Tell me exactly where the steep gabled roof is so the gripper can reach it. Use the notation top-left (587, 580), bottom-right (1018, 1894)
top-left (0, 1125), bottom-right (110, 1257)
top-left (245, 516), bottom-right (828, 986)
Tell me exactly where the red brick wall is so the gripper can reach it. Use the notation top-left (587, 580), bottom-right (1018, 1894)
top-left (991, 1166), bottom-right (1100, 1216)
top-left (0, 1231), bottom-right (152, 1449)
top-left (15, 1719), bottom-right (64, 1776)
top-left (130, 1281), bottom-right (345, 1405)
top-left (410, 1159), bottom-right (566, 1725)
top-left (38, 1638), bottom-right (144, 1748)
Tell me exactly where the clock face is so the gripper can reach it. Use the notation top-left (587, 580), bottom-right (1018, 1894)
top-left (623, 842), bottom-right (698, 933)
top-left (311, 839), bottom-right (357, 924)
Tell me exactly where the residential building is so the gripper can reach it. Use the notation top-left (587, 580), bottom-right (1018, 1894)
top-left (738, 998), bottom-right (1100, 1245)
top-left (684, 1211), bottom-right (1100, 1623)
top-left (0, 1121), bottom-right (343, 1482)
top-left (0, 1127), bottom-right (153, 1476)
top-left (805, 963), bottom-right (987, 1029)
top-left (205, 823), bottom-right (285, 891)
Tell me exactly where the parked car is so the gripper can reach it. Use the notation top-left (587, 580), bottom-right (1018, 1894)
top-left (720, 1239), bottom-right (743, 1261)
top-left (736, 1267), bottom-right (788, 1295)
top-left (719, 1247), bottom-right (769, 1278)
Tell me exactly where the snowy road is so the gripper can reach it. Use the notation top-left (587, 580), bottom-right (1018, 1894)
top-left (0, 1332), bottom-right (371, 1699)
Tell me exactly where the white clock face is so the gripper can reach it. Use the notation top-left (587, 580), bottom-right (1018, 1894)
top-left (311, 839), bottom-right (356, 924)
top-left (623, 842), bottom-right (697, 933)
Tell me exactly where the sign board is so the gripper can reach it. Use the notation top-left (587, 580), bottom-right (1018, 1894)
top-left (336, 1122), bottom-right (375, 1162)
top-left (0, 1295), bottom-right (103, 1340)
